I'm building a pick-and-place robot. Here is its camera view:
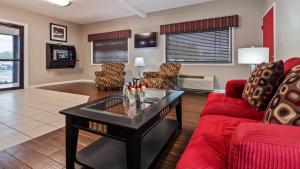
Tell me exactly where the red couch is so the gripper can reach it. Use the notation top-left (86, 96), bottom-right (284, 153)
top-left (176, 58), bottom-right (300, 169)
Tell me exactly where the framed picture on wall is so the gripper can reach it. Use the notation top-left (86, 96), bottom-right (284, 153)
top-left (50, 23), bottom-right (67, 42)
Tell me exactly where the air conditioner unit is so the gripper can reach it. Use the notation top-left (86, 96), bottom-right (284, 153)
top-left (177, 75), bottom-right (214, 91)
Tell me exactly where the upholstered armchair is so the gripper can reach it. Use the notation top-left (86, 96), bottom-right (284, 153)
top-left (141, 63), bottom-right (181, 89)
top-left (95, 63), bottom-right (126, 91)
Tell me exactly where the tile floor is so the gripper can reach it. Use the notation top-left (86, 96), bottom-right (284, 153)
top-left (0, 88), bottom-right (89, 151)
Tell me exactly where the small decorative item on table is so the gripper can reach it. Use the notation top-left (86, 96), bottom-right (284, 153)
top-left (123, 82), bottom-right (147, 105)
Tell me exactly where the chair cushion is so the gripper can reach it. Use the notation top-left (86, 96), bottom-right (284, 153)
top-left (143, 72), bottom-right (160, 78)
top-left (176, 115), bottom-right (258, 169)
top-left (242, 61), bottom-right (284, 111)
top-left (140, 78), bottom-right (164, 88)
top-left (201, 93), bottom-right (265, 120)
top-left (264, 65), bottom-right (300, 126)
top-left (95, 76), bottom-right (124, 87)
top-left (101, 63), bottom-right (125, 77)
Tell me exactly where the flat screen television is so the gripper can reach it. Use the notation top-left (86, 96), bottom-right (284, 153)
top-left (135, 32), bottom-right (157, 48)
top-left (54, 50), bottom-right (70, 60)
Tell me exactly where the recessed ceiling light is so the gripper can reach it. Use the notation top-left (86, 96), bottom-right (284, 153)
top-left (46, 0), bottom-right (71, 7)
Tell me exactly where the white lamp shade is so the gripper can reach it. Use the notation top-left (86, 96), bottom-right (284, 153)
top-left (134, 57), bottom-right (145, 67)
top-left (46, 0), bottom-right (71, 6)
top-left (238, 47), bottom-right (269, 64)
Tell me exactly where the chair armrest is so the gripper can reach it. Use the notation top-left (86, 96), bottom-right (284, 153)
top-left (159, 72), bottom-right (178, 78)
top-left (95, 71), bottom-right (105, 77)
top-left (225, 79), bottom-right (247, 98)
top-left (228, 123), bottom-right (300, 169)
top-left (143, 72), bottom-right (160, 78)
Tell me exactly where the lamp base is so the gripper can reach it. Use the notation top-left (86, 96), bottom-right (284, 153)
top-left (137, 66), bottom-right (142, 78)
top-left (249, 64), bottom-right (256, 74)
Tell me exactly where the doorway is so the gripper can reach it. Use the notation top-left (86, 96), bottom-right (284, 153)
top-left (0, 22), bottom-right (24, 90)
top-left (263, 4), bottom-right (275, 63)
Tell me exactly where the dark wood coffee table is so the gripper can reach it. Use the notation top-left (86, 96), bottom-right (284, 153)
top-left (60, 89), bottom-right (184, 169)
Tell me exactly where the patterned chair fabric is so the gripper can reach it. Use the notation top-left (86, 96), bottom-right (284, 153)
top-left (141, 63), bottom-right (181, 89)
top-left (95, 63), bottom-right (126, 90)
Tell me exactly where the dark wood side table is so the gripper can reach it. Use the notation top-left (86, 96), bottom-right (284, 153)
top-left (60, 89), bottom-right (184, 169)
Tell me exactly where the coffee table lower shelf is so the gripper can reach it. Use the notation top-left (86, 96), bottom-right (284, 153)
top-left (76, 119), bottom-right (178, 169)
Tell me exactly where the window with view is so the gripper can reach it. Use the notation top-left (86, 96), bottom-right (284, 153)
top-left (0, 33), bottom-right (22, 89)
top-left (0, 34), bottom-right (14, 84)
top-left (166, 28), bottom-right (232, 64)
top-left (92, 39), bottom-right (128, 64)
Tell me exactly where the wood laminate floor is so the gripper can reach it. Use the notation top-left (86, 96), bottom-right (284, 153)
top-left (0, 82), bottom-right (207, 169)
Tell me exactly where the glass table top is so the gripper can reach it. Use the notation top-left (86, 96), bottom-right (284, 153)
top-left (81, 89), bottom-right (171, 119)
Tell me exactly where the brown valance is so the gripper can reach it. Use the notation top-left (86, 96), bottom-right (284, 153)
top-left (88, 29), bottom-right (131, 42)
top-left (160, 15), bottom-right (239, 34)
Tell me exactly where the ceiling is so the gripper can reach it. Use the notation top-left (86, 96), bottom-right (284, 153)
top-left (0, 0), bottom-right (214, 24)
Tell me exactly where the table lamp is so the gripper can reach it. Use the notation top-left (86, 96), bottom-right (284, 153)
top-left (134, 57), bottom-right (145, 78)
top-left (238, 47), bottom-right (269, 74)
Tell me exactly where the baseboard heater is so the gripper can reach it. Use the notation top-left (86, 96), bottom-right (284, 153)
top-left (177, 75), bottom-right (214, 91)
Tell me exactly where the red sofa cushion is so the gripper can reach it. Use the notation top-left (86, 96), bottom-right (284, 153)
top-left (176, 115), bottom-right (258, 169)
top-left (201, 93), bottom-right (265, 120)
top-left (284, 57), bottom-right (300, 76)
top-left (225, 79), bottom-right (247, 98)
top-left (229, 123), bottom-right (300, 169)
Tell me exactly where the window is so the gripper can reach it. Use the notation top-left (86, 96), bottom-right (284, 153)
top-left (92, 39), bottom-right (128, 64)
top-left (0, 34), bottom-right (14, 84)
top-left (0, 33), bottom-right (22, 89)
top-left (166, 28), bottom-right (233, 64)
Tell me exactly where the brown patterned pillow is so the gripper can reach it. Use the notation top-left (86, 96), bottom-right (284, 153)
top-left (264, 65), bottom-right (300, 125)
top-left (242, 60), bottom-right (284, 110)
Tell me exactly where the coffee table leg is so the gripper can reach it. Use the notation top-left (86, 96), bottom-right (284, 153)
top-left (126, 134), bottom-right (141, 169)
top-left (176, 97), bottom-right (182, 129)
top-left (66, 116), bottom-right (79, 169)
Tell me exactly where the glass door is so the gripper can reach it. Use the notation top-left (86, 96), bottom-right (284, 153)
top-left (0, 23), bottom-right (24, 90)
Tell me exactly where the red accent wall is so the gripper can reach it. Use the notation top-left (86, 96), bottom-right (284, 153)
top-left (263, 7), bottom-right (274, 63)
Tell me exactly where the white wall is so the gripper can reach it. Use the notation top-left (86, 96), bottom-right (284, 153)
top-left (0, 4), bottom-right (84, 86)
top-left (264, 0), bottom-right (300, 61)
top-left (81, 0), bottom-right (264, 89)
top-left (0, 0), bottom-right (266, 89)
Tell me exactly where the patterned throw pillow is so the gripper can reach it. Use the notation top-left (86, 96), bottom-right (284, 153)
top-left (242, 61), bottom-right (284, 110)
top-left (264, 65), bottom-right (300, 125)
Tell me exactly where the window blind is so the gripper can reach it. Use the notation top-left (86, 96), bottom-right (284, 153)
top-left (166, 28), bottom-right (232, 64)
top-left (93, 39), bottom-right (128, 64)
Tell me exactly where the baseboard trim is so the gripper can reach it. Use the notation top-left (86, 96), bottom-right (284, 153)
top-left (28, 79), bottom-right (94, 88)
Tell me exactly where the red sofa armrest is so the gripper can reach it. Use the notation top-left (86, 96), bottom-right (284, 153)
top-left (225, 80), bottom-right (247, 98)
top-left (229, 123), bottom-right (300, 169)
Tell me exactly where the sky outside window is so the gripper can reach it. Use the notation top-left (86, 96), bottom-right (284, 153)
top-left (0, 34), bottom-right (13, 60)
top-left (0, 34), bottom-right (13, 53)
top-left (0, 34), bottom-right (14, 84)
